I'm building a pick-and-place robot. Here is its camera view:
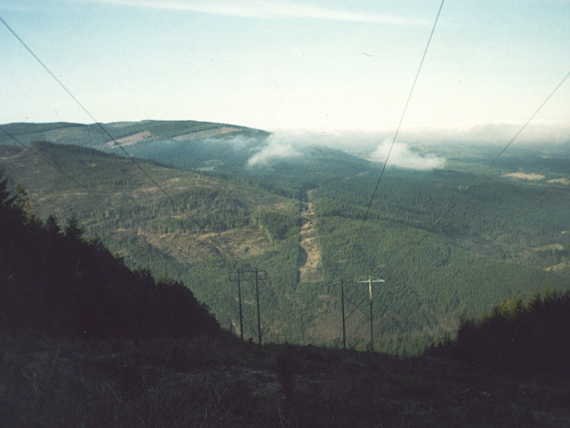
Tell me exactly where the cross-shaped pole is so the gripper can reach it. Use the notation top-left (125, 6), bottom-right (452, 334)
top-left (357, 276), bottom-right (385, 351)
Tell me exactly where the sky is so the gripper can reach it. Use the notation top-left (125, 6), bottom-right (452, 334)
top-left (0, 0), bottom-right (568, 133)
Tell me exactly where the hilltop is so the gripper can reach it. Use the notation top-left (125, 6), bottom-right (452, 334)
top-left (0, 120), bottom-right (268, 148)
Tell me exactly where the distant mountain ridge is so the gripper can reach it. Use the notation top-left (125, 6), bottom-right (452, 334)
top-left (0, 119), bottom-right (269, 148)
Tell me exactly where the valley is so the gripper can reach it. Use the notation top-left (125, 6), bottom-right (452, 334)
top-left (2, 120), bottom-right (570, 355)
top-left (2, 3), bottom-right (569, 425)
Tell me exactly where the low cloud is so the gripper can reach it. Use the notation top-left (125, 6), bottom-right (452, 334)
top-left (202, 134), bottom-right (261, 151)
top-left (267, 129), bottom-right (382, 152)
top-left (85, 0), bottom-right (426, 25)
top-left (396, 123), bottom-right (570, 147)
top-left (247, 135), bottom-right (302, 167)
top-left (369, 140), bottom-right (445, 170)
top-left (246, 131), bottom-right (445, 170)
top-left (458, 123), bottom-right (570, 146)
top-left (271, 122), bottom-right (570, 148)
top-left (245, 121), bottom-right (570, 170)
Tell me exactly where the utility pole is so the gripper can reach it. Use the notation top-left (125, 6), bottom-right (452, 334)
top-left (340, 279), bottom-right (346, 350)
top-left (253, 268), bottom-right (268, 345)
top-left (230, 267), bottom-right (267, 344)
top-left (357, 276), bottom-right (385, 352)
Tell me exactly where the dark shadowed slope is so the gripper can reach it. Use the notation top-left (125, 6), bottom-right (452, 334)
top-left (0, 173), bottom-right (219, 338)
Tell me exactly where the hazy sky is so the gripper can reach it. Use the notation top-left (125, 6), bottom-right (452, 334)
top-left (1, 0), bottom-right (568, 131)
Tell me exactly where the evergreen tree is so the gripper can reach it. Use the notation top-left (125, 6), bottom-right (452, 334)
top-left (0, 174), bottom-right (16, 208)
top-left (64, 215), bottom-right (83, 240)
top-left (0, 173), bottom-right (220, 338)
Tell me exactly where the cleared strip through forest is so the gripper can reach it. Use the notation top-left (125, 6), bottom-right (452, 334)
top-left (298, 189), bottom-right (323, 283)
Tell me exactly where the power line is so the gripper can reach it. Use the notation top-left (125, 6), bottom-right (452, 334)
top-left (0, 16), bottom-right (176, 207)
top-left (363, 0), bottom-right (445, 221)
top-left (0, 128), bottom-right (155, 196)
top-left (342, 65), bottom-right (565, 352)
top-left (1, 126), bottom-right (188, 213)
top-left (406, 71), bottom-right (569, 249)
top-left (1, 126), bottom-right (193, 281)
top-left (341, 0), bottom-right (445, 288)
top-left (339, 70), bottom-right (568, 349)
top-left (343, 0), bottom-right (445, 277)
top-left (0, 116), bottom-right (199, 268)
top-left (492, 70), bottom-right (570, 163)
top-left (344, 293), bottom-right (370, 320)
top-left (0, 127), bottom-right (91, 194)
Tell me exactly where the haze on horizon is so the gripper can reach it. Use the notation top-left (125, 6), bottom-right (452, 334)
top-left (1, 0), bottom-right (569, 136)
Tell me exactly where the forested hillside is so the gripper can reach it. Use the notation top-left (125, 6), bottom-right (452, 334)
top-left (311, 166), bottom-right (570, 352)
top-left (0, 174), bottom-right (218, 338)
top-left (0, 141), bottom-right (304, 341)
top-left (2, 121), bottom-right (570, 354)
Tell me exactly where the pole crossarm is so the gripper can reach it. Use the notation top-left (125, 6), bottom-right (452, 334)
top-left (349, 275), bottom-right (385, 352)
top-left (358, 276), bottom-right (386, 300)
